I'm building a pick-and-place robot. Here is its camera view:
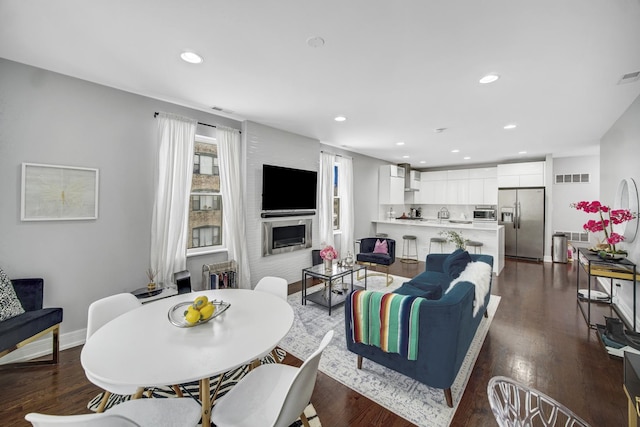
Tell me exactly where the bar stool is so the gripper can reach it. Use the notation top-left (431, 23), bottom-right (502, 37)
top-left (429, 237), bottom-right (447, 253)
top-left (401, 235), bottom-right (418, 263)
top-left (466, 240), bottom-right (483, 253)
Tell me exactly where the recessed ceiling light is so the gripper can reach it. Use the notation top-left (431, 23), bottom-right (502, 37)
top-left (334, 116), bottom-right (347, 122)
top-left (306, 36), bottom-right (325, 48)
top-left (396, 141), bottom-right (405, 146)
top-left (180, 51), bottom-right (204, 64)
top-left (504, 124), bottom-right (517, 130)
top-left (519, 151), bottom-right (527, 154)
top-left (402, 155), bottom-right (410, 159)
top-left (479, 74), bottom-right (499, 84)
top-left (463, 156), bottom-right (471, 160)
top-left (419, 160), bottom-right (426, 164)
top-left (451, 149), bottom-right (460, 153)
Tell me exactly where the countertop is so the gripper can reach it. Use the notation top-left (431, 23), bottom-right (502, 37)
top-left (373, 218), bottom-right (502, 231)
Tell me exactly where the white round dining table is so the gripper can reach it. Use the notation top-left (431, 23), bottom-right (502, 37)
top-left (81, 289), bottom-right (294, 426)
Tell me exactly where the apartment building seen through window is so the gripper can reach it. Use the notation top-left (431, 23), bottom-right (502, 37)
top-left (188, 136), bottom-right (223, 254)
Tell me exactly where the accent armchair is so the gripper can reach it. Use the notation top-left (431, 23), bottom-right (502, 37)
top-left (0, 278), bottom-right (63, 368)
top-left (356, 237), bottom-right (396, 285)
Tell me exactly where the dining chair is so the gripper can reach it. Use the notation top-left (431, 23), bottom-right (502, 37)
top-left (25, 397), bottom-right (201, 427)
top-left (255, 276), bottom-right (288, 301)
top-left (211, 329), bottom-right (334, 427)
top-left (254, 276), bottom-right (288, 363)
top-left (85, 293), bottom-right (147, 412)
top-left (487, 376), bottom-right (590, 427)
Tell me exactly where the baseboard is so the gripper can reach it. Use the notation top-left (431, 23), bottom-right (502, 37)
top-left (0, 328), bottom-right (86, 365)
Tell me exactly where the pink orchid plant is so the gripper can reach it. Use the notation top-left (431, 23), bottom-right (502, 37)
top-left (571, 200), bottom-right (635, 253)
top-left (319, 245), bottom-right (338, 261)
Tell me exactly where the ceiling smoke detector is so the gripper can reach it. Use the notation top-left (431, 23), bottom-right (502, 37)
top-left (306, 36), bottom-right (325, 48)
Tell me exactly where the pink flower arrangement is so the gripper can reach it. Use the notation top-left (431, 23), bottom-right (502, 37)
top-left (571, 200), bottom-right (635, 253)
top-left (319, 245), bottom-right (338, 261)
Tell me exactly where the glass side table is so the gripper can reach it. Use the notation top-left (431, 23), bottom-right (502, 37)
top-left (301, 263), bottom-right (367, 315)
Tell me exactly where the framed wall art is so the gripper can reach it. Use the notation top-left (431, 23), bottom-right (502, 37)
top-left (21, 163), bottom-right (99, 221)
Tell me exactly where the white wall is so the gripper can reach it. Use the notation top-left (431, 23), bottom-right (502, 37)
top-left (0, 59), bottom-right (240, 359)
top-left (243, 121), bottom-right (320, 286)
top-left (600, 94), bottom-right (640, 328)
top-left (242, 121), bottom-right (390, 287)
top-left (551, 155), bottom-right (600, 238)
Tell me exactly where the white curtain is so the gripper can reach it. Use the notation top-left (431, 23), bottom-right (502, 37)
top-left (217, 126), bottom-right (251, 289)
top-left (318, 152), bottom-right (335, 249)
top-left (337, 156), bottom-right (354, 258)
top-left (151, 113), bottom-right (197, 285)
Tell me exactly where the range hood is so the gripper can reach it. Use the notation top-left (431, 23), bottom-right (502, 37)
top-left (398, 163), bottom-right (419, 192)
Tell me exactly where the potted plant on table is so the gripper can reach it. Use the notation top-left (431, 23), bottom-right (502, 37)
top-left (571, 200), bottom-right (636, 259)
top-left (439, 230), bottom-right (467, 250)
top-left (319, 245), bottom-right (338, 271)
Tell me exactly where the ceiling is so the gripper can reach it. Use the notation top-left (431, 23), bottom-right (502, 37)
top-left (2, 1), bottom-right (640, 169)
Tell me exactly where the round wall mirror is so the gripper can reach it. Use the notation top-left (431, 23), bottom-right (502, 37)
top-left (614, 178), bottom-right (639, 243)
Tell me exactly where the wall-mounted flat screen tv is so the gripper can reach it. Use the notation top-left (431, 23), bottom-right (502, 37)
top-left (262, 164), bottom-right (317, 211)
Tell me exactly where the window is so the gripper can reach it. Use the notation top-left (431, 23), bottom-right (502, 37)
top-left (192, 225), bottom-right (221, 248)
top-left (194, 153), bottom-right (219, 176)
top-left (188, 136), bottom-right (223, 253)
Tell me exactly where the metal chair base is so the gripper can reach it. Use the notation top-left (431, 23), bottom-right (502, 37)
top-left (356, 261), bottom-right (393, 286)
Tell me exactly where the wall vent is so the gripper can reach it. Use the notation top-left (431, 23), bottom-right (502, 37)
top-left (618, 71), bottom-right (640, 85)
top-left (211, 106), bottom-right (235, 114)
top-left (555, 173), bottom-right (590, 184)
top-left (555, 231), bottom-right (589, 243)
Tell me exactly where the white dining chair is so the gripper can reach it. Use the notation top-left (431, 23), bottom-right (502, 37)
top-left (254, 276), bottom-right (288, 301)
top-left (25, 397), bottom-right (201, 427)
top-left (85, 293), bottom-right (145, 412)
top-left (254, 276), bottom-right (289, 364)
top-left (211, 330), bottom-right (334, 427)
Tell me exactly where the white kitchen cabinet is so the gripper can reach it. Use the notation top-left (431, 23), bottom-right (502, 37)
top-left (497, 161), bottom-right (545, 188)
top-left (419, 168), bottom-right (498, 205)
top-left (468, 178), bottom-right (485, 205)
top-left (483, 177), bottom-right (498, 204)
top-left (379, 165), bottom-right (405, 204)
top-left (420, 171), bottom-right (447, 204)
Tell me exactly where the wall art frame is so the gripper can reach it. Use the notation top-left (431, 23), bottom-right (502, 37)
top-left (21, 163), bottom-right (99, 221)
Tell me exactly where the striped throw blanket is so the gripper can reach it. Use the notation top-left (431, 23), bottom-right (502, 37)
top-left (350, 290), bottom-right (424, 360)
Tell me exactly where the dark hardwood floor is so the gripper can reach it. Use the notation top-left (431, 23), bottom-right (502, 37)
top-left (0, 259), bottom-right (627, 426)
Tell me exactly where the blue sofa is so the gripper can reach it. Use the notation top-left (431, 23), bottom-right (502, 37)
top-left (345, 252), bottom-right (493, 407)
top-left (0, 278), bottom-right (63, 367)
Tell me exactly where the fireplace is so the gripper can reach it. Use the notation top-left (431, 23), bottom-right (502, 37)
top-left (262, 219), bottom-right (312, 256)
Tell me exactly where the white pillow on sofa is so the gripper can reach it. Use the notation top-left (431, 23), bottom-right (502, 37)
top-left (444, 261), bottom-right (492, 316)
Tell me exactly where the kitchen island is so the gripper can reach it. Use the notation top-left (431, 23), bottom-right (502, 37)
top-left (373, 219), bottom-right (505, 275)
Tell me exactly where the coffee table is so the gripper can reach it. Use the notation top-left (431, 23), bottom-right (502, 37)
top-left (81, 289), bottom-right (293, 426)
top-left (301, 264), bottom-right (367, 315)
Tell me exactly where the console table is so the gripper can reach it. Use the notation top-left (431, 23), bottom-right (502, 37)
top-left (576, 247), bottom-right (638, 331)
top-left (301, 264), bottom-right (367, 315)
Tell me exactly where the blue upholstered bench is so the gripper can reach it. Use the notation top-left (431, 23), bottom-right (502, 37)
top-left (0, 278), bottom-right (63, 368)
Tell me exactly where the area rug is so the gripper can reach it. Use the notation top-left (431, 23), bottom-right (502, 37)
top-left (87, 349), bottom-right (321, 427)
top-left (278, 273), bottom-right (500, 427)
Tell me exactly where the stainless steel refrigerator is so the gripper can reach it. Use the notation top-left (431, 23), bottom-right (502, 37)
top-left (498, 187), bottom-right (545, 260)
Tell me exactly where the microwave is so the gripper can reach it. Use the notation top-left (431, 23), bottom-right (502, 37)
top-left (473, 208), bottom-right (497, 221)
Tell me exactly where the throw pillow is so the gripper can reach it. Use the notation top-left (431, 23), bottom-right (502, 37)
top-left (443, 249), bottom-right (472, 280)
top-left (0, 267), bottom-right (25, 321)
top-left (373, 239), bottom-right (388, 254)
